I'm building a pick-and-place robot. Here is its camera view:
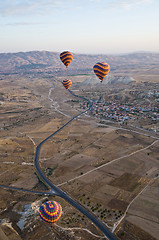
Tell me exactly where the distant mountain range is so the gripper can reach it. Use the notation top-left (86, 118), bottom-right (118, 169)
top-left (0, 51), bottom-right (159, 75)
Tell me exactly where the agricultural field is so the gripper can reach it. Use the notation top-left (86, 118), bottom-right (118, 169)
top-left (0, 73), bottom-right (159, 240)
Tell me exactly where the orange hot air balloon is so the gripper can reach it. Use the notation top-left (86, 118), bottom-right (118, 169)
top-left (93, 62), bottom-right (110, 82)
top-left (62, 79), bottom-right (72, 89)
top-left (60, 51), bottom-right (73, 68)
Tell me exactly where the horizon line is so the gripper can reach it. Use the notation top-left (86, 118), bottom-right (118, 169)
top-left (0, 50), bottom-right (159, 56)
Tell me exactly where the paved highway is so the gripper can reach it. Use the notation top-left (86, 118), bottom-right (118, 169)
top-left (0, 184), bottom-right (53, 195)
top-left (34, 90), bottom-right (117, 240)
top-left (0, 85), bottom-right (117, 239)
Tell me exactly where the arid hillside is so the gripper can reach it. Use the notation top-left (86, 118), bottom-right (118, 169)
top-left (0, 51), bottom-right (159, 80)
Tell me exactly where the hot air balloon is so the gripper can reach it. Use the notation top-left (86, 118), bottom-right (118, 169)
top-left (93, 62), bottom-right (110, 83)
top-left (60, 51), bottom-right (73, 68)
top-left (62, 79), bottom-right (72, 90)
top-left (39, 201), bottom-right (62, 226)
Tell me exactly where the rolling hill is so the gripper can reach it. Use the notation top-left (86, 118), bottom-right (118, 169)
top-left (0, 51), bottom-right (159, 78)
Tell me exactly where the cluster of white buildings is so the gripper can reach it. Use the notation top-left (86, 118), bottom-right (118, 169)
top-left (80, 99), bottom-right (159, 131)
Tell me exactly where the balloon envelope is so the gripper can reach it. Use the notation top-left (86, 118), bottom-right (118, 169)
top-left (62, 79), bottom-right (72, 90)
top-left (60, 51), bottom-right (73, 68)
top-left (39, 201), bottom-right (62, 225)
top-left (93, 62), bottom-right (110, 82)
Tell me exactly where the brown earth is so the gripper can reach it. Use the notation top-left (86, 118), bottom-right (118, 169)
top-left (0, 73), bottom-right (159, 239)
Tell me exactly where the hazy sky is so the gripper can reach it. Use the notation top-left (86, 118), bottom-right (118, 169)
top-left (0, 0), bottom-right (159, 54)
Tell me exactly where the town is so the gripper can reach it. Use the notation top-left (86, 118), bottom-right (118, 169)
top-left (80, 82), bottom-right (159, 133)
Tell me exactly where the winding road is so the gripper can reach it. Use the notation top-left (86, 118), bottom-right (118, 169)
top-left (33, 94), bottom-right (117, 239)
top-left (32, 85), bottom-right (159, 239)
top-left (1, 81), bottom-right (158, 239)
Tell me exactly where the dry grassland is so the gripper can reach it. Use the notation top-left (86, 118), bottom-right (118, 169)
top-left (0, 75), bottom-right (159, 239)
